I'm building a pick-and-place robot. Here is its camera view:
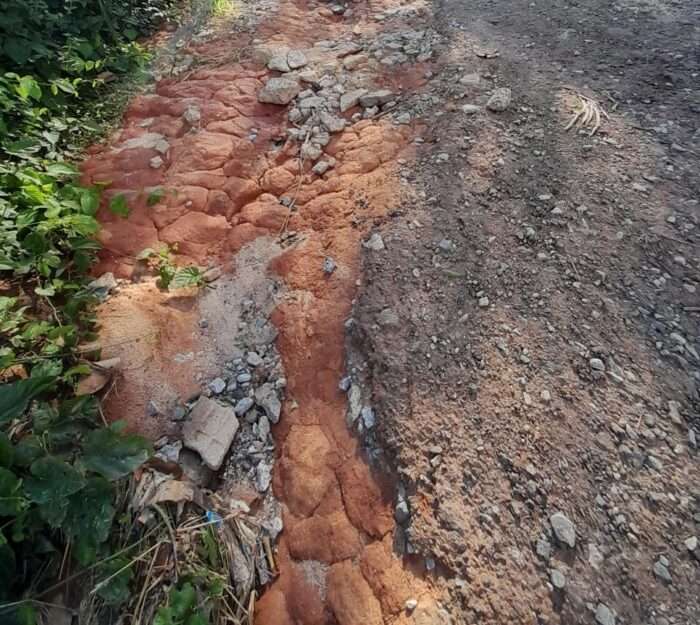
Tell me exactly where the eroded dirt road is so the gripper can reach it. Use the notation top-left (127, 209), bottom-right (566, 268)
top-left (83, 0), bottom-right (698, 623)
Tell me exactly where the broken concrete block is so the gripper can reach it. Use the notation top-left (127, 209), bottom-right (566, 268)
top-left (183, 397), bottom-right (239, 470)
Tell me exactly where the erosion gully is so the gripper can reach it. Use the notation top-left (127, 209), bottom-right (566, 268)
top-left (81, 0), bottom-right (446, 623)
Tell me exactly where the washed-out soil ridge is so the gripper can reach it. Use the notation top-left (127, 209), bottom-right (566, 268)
top-left (83, 0), bottom-right (452, 623)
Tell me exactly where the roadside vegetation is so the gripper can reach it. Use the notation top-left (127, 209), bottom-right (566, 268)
top-left (0, 1), bottom-right (186, 621)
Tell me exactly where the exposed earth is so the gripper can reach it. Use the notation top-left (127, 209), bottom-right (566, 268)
top-left (82, 0), bottom-right (699, 624)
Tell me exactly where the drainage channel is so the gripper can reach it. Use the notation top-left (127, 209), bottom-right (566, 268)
top-left (83, 0), bottom-right (450, 622)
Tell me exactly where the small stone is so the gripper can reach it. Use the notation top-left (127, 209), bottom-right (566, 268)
top-left (653, 559), bottom-right (671, 583)
top-left (667, 400), bottom-right (683, 425)
top-left (149, 155), bottom-right (164, 169)
top-left (684, 536), bottom-right (697, 552)
top-left (183, 105), bottom-right (201, 124)
top-left (405, 598), bottom-right (418, 612)
top-left (258, 77), bottom-right (300, 105)
top-left (246, 352), bottom-right (263, 367)
top-left (395, 112), bottom-right (411, 124)
top-left (459, 73), bottom-right (481, 87)
top-left (209, 378), bottom-right (226, 394)
top-left (237, 372), bottom-right (252, 384)
top-left (320, 111), bottom-right (346, 133)
top-left (258, 415), bottom-right (270, 441)
top-left (267, 55), bottom-right (290, 72)
top-left (595, 603), bottom-right (616, 625)
top-left (323, 257), bottom-right (337, 274)
top-left (255, 383), bottom-right (282, 423)
top-left (540, 390), bottom-right (552, 403)
top-left (589, 358), bottom-right (605, 371)
top-left (286, 49), bottom-right (307, 69)
top-left (234, 397), bottom-right (254, 416)
top-left (338, 376), bottom-right (351, 392)
top-left (88, 272), bottom-right (118, 294)
top-left (340, 88), bottom-right (368, 112)
top-left (313, 160), bottom-right (331, 175)
top-left (359, 89), bottom-right (394, 107)
top-left (364, 232), bottom-right (385, 251)
top-left (361, 406), bottom-right (375, 429)
top-left (462, 104), bottom-right (480, 115)
top-left (478, 296), bottom-right (490, 308)
top-left (395, 500), bottom-right (410, 524)
top-left (536, 537), bottom-right (551, 560)
top-left (347, 384), bottom-right (362, 425)
top-left (377, 308), bottom-right (399, 326)
top-left (588, 543), bottom-right (604, 569)
top-left (550, 569), bottom-right (566, 590)
top-left (255, 461), bottom-right (272, 492)
top-left (550, 511), bottom-right (576, 548)
top-left (486, 87), bottom-right (512, 112)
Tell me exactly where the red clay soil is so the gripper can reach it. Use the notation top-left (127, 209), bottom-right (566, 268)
top-left (82, 1), bottom-right (444, 623)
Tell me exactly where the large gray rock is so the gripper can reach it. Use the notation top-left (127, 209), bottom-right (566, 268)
top-left (359, 89), bottom-right (394, 107)
top-left (258, 77), bottom-right (301, 105)
top-left (183, 397), bottom-right (239, 470)
top-left (550, 511), bottom-right (576, 548)
top-left (595, 603), bottom-right (615, 625)
top-left (486, 87), bottom-right (512, 112)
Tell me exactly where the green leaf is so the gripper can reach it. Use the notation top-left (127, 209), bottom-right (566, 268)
top-left (0, 377), bottom-right (55, 423)
top-left (96, 556), bottom-right (133, 605)
top-left (82, 424), bottom-right (151, 480)
top-left (24, 456), bottom-right (85, 520)
top-left (169, 267), bottom-right (204, 291)
top-left (15, 604), bottom-right (38, 625)
top-left (0, 467), bottom-right (26, 516)
top-left (80, 188), bottom-right (100, 213)
top-left (0, 432), bottom-right (14, 468)
top-left (186, 614), bottom-right (208, 625)
top-left (34, 284), bottom-right (56, 297)
top-left (64, 477), bottom-right (114, 546)
top-left (16, 76), bottom-right (42, 101)
top-left (171, 582), bottom-right (197, 620)
top-left (154, 607), bottom-right (175, 625)
top-left (108, 194), bottom-right (129, 218)
top-left (45, 163), bottom-right (78, 178)
top-left (13, 435), bottom-right (43, 467)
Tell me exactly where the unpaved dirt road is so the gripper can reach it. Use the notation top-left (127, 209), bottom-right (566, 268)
top-left (83, 0), bottom-right (698, 623)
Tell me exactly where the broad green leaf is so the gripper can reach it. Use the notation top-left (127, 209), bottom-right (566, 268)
top-left (108, 194), bottom-right (129, 218)
top-left (0, 467), bottom-right (25, 516)
top-left (82, 424), bottom-right (151, 480)
top-left (80, 188), bottom-right (100, 213)
top-left (64, 476), bottom-right (114, 545)
top-left (13, 436), bottom-right (43, 468)
top-left (16, 76), bottom-right (42, 101)
top-left (24, 457), bottom-right (85, 506)
top-left (186, 614), bottom-right (208, 625)
top-left (169, 267), bottom-right (203, 291)
top-left (0, 377), bottom-right (55, 423)
top-left (45, 163), bottom-right (78, 178)
top-left (153, 607), bottom-right (175, 625)
top-left (34, 284), bottom-right (55, 297)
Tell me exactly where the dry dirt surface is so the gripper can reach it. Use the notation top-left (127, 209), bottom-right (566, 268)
top-left (82, 0), bottom-right (698, 623)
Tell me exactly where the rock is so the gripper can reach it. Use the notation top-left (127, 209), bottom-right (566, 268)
top-left (149, 155), bottom-right (163, 169)
top-left (301, 142), bottom-right (323, 161)
top-left (395, 500), bottom-right (410, 524)
top-left (359, 89), bottom-right (394, 107)
top-left (340, 88), bottom-right (368, 112)
top-left (347, 384), bottom-right (362, 425)
top-left (462, 104), bottom-right (480, 115)
top-left (287, 49), bottom-right (307, 69)
top-left (258, 77), bottom-right (300, 104)
top-left (339, 376), bottom-right (352, 392)
top-left (313, 160), bottom-right (332, 175)
top-left (183, 105), bottom-right (201, 124)
top-left (88, 272), bottom-right (118, 295)
top-left (361, 406), bottom-right (376, 429)
top-left (588, 543), bottom-right (604, 569)
top-left (255, 461), bottom-right (272, 492)
top-left (459, 73), bottom-right (481, 88)
top-left (486, 87), bottom-right (512, 112)
top-left (478, 297), bottom-right (490, 308)
top-left (595, 603), bottom-right (616, 625)
top-left (234, 397), bottom-right (254, 416)
top-left (364, 232), bottom-right (385, 251)
top-left (667, 400), bottom-right (683, 425)
top-left (653, 559), bottom-right (672, 583)
top-left (589, 358), bottom-right (605, 371)
top-left (255, 383), bottom-right (282, 423)
top-left (320, 111), bottom-right (347, 133)
top-left (536, 537), bottom-right (551, 560)
top-left (684, 536), bottom-right (697, 553)
top-left (405, 598), bottom-right (418, 612)
top-left (267, 55), bottom-right (291, 72)
top-left (550, 569), bottom-right (566, 590)
top-left (395, 112), bottom-right (411, 124)
top-left (323, 257), bottom-right (337, 274)
top-left (183, 397), bottom-right (239, 470)
top-left (258, 415), bottom-right (270, 441)
top-left (209, 377), bottom-right (226, 394)
top-left (246, 351), bottom-right (263, 367)
top-left (237, 372), bottom-right (252, 384)
top-left (179, 448), bottom-right (214, 487)
top-left (550, 512), bottom-right (576, 548)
